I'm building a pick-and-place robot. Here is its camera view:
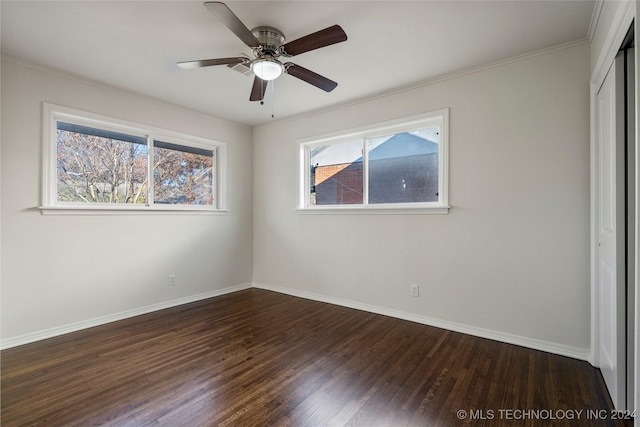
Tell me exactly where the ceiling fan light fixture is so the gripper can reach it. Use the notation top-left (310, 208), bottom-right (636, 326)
top-left (252, 58), bottom-right (283, 81)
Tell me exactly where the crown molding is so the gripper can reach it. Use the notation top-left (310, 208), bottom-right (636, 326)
top-left (257, 38), bottom-right (590, 130)
top-left (0, 54), bottom-right (251, 131)
top-left (587, 0), bottom-right (604, 42)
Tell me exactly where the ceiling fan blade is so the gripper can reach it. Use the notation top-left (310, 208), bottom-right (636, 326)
top-left (282, 25), bottom-right (347, 57)
top-left (204, 2), bottom-right (260, 48)
top-left (250, 76), bottom-right (268, 101)
top-left (285, 63), bottom-right (338, 92)
top-left (177, 57), bottom-right (247, 69)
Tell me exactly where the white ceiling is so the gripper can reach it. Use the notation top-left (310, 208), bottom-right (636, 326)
top-left (1, 1), bottom-right (595, 127)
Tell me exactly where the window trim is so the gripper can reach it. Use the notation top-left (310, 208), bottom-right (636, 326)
top-left (41, 103), bottom-right (227, 214)
top-left (297, 109), bottom-right (450, 214)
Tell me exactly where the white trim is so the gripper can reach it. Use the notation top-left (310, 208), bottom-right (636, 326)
top-left (298, 109), bottom-right (449, 212)
top-left (0, 283), bottom-right (252, 350)
top-left (440, 108), bottom-right (450, 209)
top-left (363, 134), bottom-right (370, 205)
top-left (39, 206), bottom-right (229, 215)
top-left (587, 0), bottom-right (604, 43)
top-left (590, 80), bottom-right (600, 367)
top-left (589, 0), bottom-right (635, 369)
top-left (253, 282), bottom-right (590, 362)
top-left (591, 0), bottom-right (634, 90)
top-left (297, 110), bottom-right (447, 146)
top-left (2, 282), bottom-right (590, 361)
top-left (257, 39), bottom-right (589, 131)
top-left (295, 206), bottom-right (449, 215)
top-left (634, 4), bottom-right (639, 417)
top-left (1, 55), bottom-right (250, 131)
top-left (42, 102), bottom-right (227, 212)
top-left (590, 2), bottom-right (639, 413)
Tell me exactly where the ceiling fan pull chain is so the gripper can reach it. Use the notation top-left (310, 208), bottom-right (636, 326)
top-left (271, 79), bottom-right (276, 118)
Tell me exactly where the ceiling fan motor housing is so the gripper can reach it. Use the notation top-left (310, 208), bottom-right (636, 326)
top-left (251, 26), bottom-right (285, 54)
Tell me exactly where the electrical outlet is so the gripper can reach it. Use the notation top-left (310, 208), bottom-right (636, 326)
top-left (169, 274), bottom-right (176, 286)
top-left (410, 284), bottom-right (419, 297)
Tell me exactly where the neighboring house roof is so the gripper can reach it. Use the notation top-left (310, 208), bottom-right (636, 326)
top-left (369, 133), bottom-right (438, 160)
top-left (311, 132), bottom-right (438, 167)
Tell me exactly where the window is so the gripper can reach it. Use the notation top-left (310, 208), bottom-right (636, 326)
top-left (42, 103), bottom-right (226, 213)
top-left (299, 109), bottom-right (449, 213)
top-left (153, 141), bottom-right (214, 206)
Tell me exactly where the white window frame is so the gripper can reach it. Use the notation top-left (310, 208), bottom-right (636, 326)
top-left (297, 109), bottom-right (449, 214)
top-left (41, 103), bottom-right (227, 214)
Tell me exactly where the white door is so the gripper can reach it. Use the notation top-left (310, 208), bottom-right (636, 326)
top-left (624, 48), bottom-right (635, 413)
top-left (597, 53), bottom-right (626, 410)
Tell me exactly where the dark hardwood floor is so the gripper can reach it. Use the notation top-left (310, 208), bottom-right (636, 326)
top-left (1, 289), bottom-right (632, 426)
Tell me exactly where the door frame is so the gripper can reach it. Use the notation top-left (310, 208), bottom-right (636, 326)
top-left (590, 0), bottom-right (638, 416)
top-left (596, 51), bottom-right (626, 408)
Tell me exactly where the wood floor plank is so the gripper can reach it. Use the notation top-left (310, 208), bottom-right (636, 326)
top-left (1, 289), bottom-right (633, 426)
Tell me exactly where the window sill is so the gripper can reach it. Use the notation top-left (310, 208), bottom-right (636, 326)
top-left (295, 205), bottom-right (450, 215)
top-left (39, 205), bottom-right (229, 215)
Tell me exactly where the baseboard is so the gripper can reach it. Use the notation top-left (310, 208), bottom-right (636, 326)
top-left (253, 282), bottom-right (590, 362)
top-left (2, 281), bottom-right (591, 362)
top-left (0, 283), bottom-right (253, 350)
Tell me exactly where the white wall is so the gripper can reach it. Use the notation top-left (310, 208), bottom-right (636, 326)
top-left (0, 58), bottom-right (254, 345)
top-left (253, 43), bottom-right (591, 356)
top-left (1, 42), bottom-right (592, 358)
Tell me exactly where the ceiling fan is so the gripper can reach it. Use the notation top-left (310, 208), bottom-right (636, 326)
top-left (178, 2), bottom-right (347, 102)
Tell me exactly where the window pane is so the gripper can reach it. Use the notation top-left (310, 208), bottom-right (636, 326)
top-left (310, 140), bottom-right (363, 205)
top-left (56, 122), bottom-right (148, 203)
top-left (368, 128), bottom-right (439, 204)
top-left (153, 141), bottom-right (214, 205)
